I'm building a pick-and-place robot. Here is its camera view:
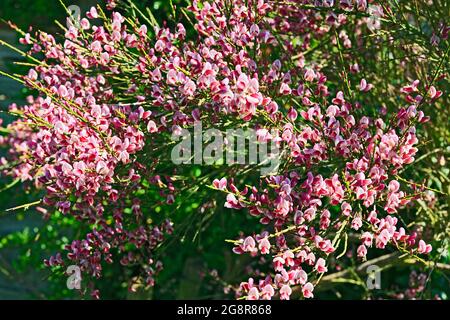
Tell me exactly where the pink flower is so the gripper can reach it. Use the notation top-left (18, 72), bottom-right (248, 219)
top-left (91, 40), bottom-right (102, 52)
top-left (388, 180), bottom-right (400, 192)
top-left (359, 78), bottom-right (373, 92)
top-left (265, 101), bottom-right (278, 114)
top-left (400, 80), bottom-right (420, 94)
top-left (304, 207), bottom-right (316, 222)
top-left (147, 120), bottom-right (158, 133)
top-left (279, 83), bottom-right (292, 95)
top-left (250, 24), bottom-right (260, 36)
top-left (212, 178), bottom-right (227, 190)
top-left (256, 128), bottom-right (272, 143)
top-left (87, 7), bottom-right (98, 19)
top-left (118, 150), bottom-right (130, 164)
top-left (351, 216), bottom-right (362, 231)
top-left (394, 227), bottom-right (409, 243)
top-left (95, 161), bottom-right (109, 175)
top-left (155, 39), bottom-right (165, 52)
top-left (417, 240), bottom-right (432, 254)
top-left (322, 240), bottom-right (335, 254)
top-left (100, 52), bottom-right (110, 64)
top-left (293, 269), bottom-right (308, 285)
top-left (428, 86), bottom-right (442, 99)
top-left (356, 0), bottom-right (367, 11)
top-left (320, 210), bottom-right (331, 230)
top-left (247, 287), bottom-right (259, 300)
top-left (27, 69), bottom-right (38, 81)
top-left (375, 229), bottom-right (391, 249)
top-left (242, 236), bottom-right (256, 252)
top-left (167, 69), bottom-right (178, 85)
top-left (138, 25), bottom-right (148, 37)
top-left (176, 23), bottom-right (186, 38)
top-left (60, 161), bottom-right (73, 175)
top-left (58, 85), bottom-right (68, 98)
top-left (19, 33), bottom-right (32, 45)
top-left (224, 194), bottom-right (240, 209)
top-left (315, 258), bottom-right (327, 273)
top-left (273, 256), bottom-right (285, 272)
top-left (260, 284), bottom-right (274, 300)
top-left (304, 68), bottom-right (316, 82)
top-left (80, 18), bottom-right (90, 30)
top-left (361, 232), bottom-right (373, 247)
top-left (357, 244), bottom-right (367, 258)
top-left (302, 282), bottom-right (314, 298)
top-left (287, 107), bottom-right (298, 121)
top-left (279, 284), bottom-right (292, 300)
top-left (182, 80), bottom-right (197, 96)
top-left (305, 252), bottom-right (316, 266)
top-left (258, 237), bottom-right (271, 254)
top-left (283, 250), bottom-right (295, 266)
top-left (341, 202), bottom-right (352, 216)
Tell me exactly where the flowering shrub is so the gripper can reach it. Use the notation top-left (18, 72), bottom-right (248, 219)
top-left (0, 0), bottom-right (448, 299)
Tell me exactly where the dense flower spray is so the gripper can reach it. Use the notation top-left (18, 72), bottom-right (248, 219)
top-left (0, 0), bottom-right (447, 298)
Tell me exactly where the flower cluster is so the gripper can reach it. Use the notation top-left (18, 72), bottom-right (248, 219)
top-left (218, 83), bottom-right (436, 298)
top-left (0, 0), bottom-right (446, 299)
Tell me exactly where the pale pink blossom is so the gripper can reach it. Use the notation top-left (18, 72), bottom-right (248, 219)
top-left (315, 258), bottom-right (327, 273)
top-left (279, 284), bottom-right (292, 300)
top-left (302, 282), bottom-right (314, 298)
top-left (417, 240), bottom-right (432, 254)
top-left (247, 287), bottom-right (259, 300)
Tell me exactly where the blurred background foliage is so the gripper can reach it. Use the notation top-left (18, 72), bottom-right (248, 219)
top-left (0, 0), bottom-right (448, 299)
